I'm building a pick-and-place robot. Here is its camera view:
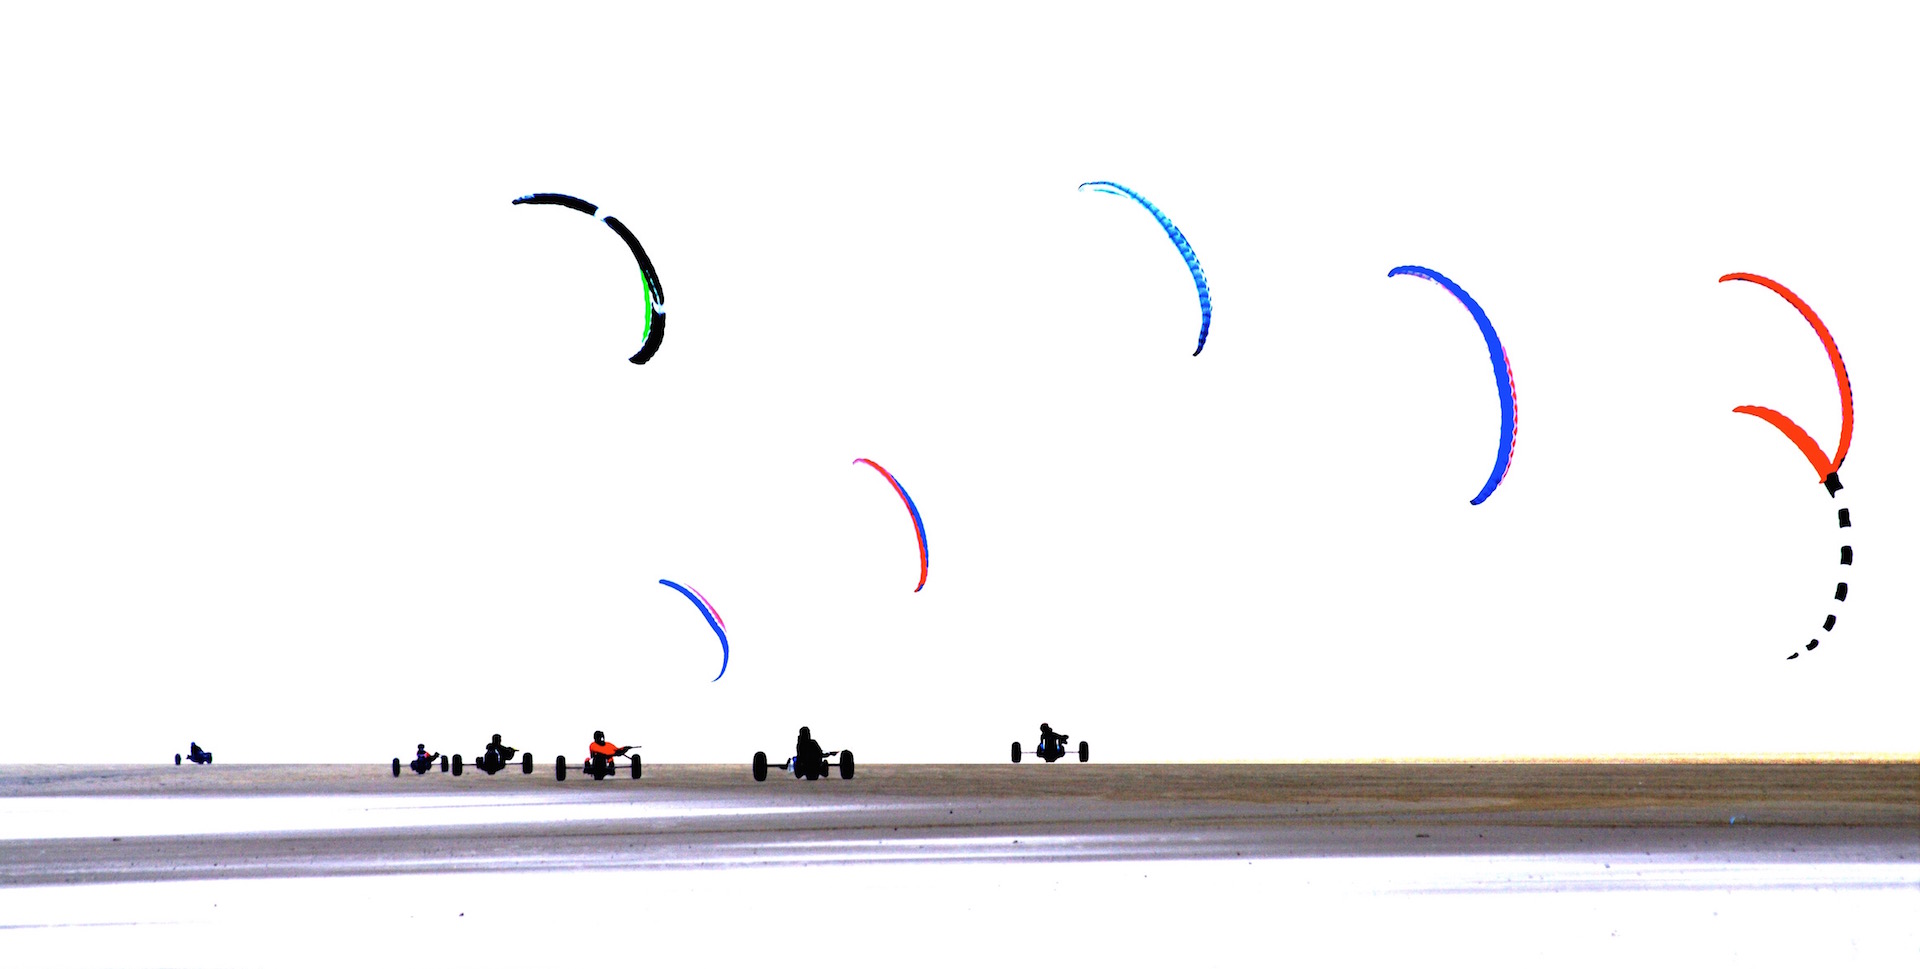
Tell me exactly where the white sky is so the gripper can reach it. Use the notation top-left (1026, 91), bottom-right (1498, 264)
top-left (1, 3), bottom-right (1915, 763)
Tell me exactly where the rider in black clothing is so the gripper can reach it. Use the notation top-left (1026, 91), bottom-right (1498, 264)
top-left (1039, 723), bottom-right (1069, 755)
top-left (794, 726), bottom-right (826, 778)
top-left (411, 743), bottom-right (438, 773)
top-left (484, 733), bottom-right (517, 769)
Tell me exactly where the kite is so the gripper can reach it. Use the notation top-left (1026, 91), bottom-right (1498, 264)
top-left (512, 193), bottom-right (667, 364)
top-left (852, 458), bottom-right (929, 592)
top-left (1721, 273), bottom-right (1855, 660)
top-left (1077, 182), bottom-right (1213, 356)
top-left (658, 579), bottom-right (728, 681)
top-left (1387, 265), bottom-right (1520, 505)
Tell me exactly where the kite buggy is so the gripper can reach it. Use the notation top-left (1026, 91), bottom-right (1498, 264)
top-left (555, 730), bottom-right (641, 781)
top-left (753, 726), bottom-right (855, 781)
top-left (1012, 723), bottom-right (1088, 763)
top-left (392, 744), bottom-right (449, 776)
top-left (174, 742), bottom-right (213, 766)
top-left (450, 734), bottom-right (534, 776)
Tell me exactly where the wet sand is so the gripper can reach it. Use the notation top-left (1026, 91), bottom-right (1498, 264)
top-left (3, 763), bottom-right (1914, 885)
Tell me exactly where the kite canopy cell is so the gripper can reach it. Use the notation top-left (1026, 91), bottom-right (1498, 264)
top-left (852, 458), bottom-right (929, 592)
top-left (1077, 181), bottom-right (1213, 356)
top-left (1387, 265), bottom-right (1519, 506)
top-left (512, 193), bottom-right (667, 365)
top-left (1721, 272), bottom-right (1853, 486)
top-left (658, 579), bottom-right (729, 681)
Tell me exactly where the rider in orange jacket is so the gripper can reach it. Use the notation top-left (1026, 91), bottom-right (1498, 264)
top-left (587, 730), bottom-right (633, 768)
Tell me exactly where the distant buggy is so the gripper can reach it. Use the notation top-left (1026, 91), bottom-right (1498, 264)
top-left (452, 749), bottom-right (535, 776)
top-left (392, 752), bottom-right (450, 776)
top-left (753, 748), bottom-right (855, 781)
top-left (554, 750), bottom-right (642, 781)
top-left (1012, 737), bottom-right (1089, 763)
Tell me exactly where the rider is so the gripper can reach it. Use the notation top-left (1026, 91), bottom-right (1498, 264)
top-left (484, 733), bottom-right (517, 768)
top-left (1039, 723), bottom-right (1069, 754)
top-left (794, 726), bottom-right (826, 778)
top-left (587, 730), bottom-right (633, 773)
top-left (188, 741), bottom-right (212, 765)
top-left (411, 743), bottom-right (438, 773)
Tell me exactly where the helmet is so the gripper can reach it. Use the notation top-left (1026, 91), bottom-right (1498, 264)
top-left (417, 743), bottom-right (426, 750)
top-left (593, 730), bottom-right (605, 742)
top-left (798, 726), bottom-right (811, 739)
top-left (491, 733), bottom-right (502, 744)
top-left (1040, 723), bottom-right (1050, 731)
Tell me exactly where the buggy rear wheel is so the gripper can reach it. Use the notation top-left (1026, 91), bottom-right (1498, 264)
top-left (839, 749), bottom-right (855, 780)
top-left (752, 751), bottom-right (768, 782)
top-left (391, 758), bottom-right (401, 777)
top-left (451, 753), bottom-right (463, 776)
top-left (175, 754), bottom-right (181, 766)
top-left (1079, 741), bottom-right (1090, 763)
top-left (555, 756), bottom-right (567, 781)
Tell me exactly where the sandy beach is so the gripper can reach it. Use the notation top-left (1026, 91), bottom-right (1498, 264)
top-left (5, 762), bottom-right (1912, 886)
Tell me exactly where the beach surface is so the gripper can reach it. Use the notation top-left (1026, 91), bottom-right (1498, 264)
top-left (5, 762), bottom-right (1913, 885)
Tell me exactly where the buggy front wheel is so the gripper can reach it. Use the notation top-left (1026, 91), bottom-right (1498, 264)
top-left (452, 754), bottom-right (463, 776)
top-left (752, 751), bottom-right (768, 782)
top-left (522, 752), bottom-right (534, 774)
top-left (839, 749), bottom-right (856, 780)
top-left (391, 758), bottom-right (401, 777)
top-left (1079, 741), bottom-right (1090, 763)
top-left (555, 756), bottom-right (567, 781)
top-left (1010, 742), bottom-right (1022, 764)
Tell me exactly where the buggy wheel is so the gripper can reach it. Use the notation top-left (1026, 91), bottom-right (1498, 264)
top-left (522, 752), bottom-right (534, 774)
top-left (440, 754), bottom-right (449, 772)
top-left (1011, 742), bottom-right (1022, 764)
top-left (555, 756), bottom-right (567, 781)
top-left (1079, 741), bottom-right (1090, 763)
top-left (631, 754), bottom-right (643, 779)
top-left (391, 758), bottom-right (401, 777)
top-left (839, 749), bottom-right (855, 780)
top-left (452, 754), bottom-right (463, 776)
top-left (752, 751), bottom-right (768, 782)
top-left (175, 754), bottom-right (182, 766)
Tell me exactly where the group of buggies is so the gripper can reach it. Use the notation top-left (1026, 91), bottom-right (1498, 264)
top-left (392, 731), bottom-right (641, 782)
top-left (746, 722), bottom-right (1093, 781)
top-left (178, 721), bottom-right (1092, 779)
